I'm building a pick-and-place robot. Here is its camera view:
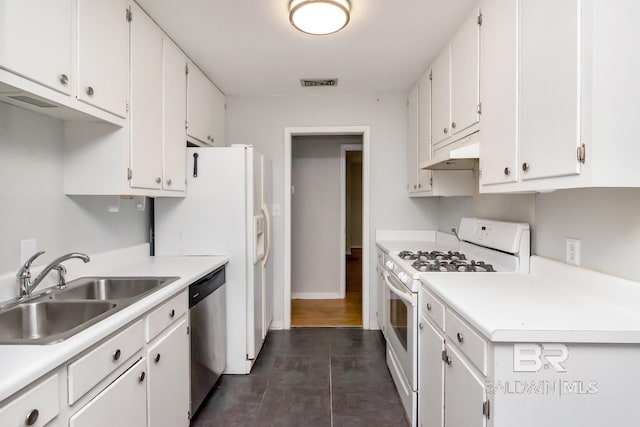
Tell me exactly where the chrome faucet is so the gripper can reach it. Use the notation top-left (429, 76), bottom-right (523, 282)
top-left (16, 251), bottom-right (91, 298)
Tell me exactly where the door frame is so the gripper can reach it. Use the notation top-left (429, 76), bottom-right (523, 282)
top-left (284, 126), bottom-right (371, 329)
top-left (339, 143), bottom-right (363, 299)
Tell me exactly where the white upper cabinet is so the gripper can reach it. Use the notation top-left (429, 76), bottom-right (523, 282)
top-left (417, 71), bottom-right (433, 192)
top-left (187, 64), bottom-right (225, 146)
top-left (431, 46), bottom-right (451, 147)
top-left (162, 40), bottom-right (188, 193)
top-left (129, 1), bottom-right (163, 190)
top-left (77, 0), bottom-right (129, 118)
top-left (0, 0), bottom-right (73, 95)
top-left (451, 9), bottom-right (480, 137)
top-left (519, 0), bottom-right (581, 181)
top-left (479, 0), bottom-right (640, 193)
top-left (478, 0), bottom-right (518, 186)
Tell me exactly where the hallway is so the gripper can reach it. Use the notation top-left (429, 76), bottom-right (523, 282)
top-left (291, 249), bottom-right (362, 327)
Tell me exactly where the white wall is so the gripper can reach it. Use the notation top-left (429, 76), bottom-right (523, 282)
top-left (291, 136), bottom-right (346, 297)
top-left (226, 93), bottom-right (441, 327)
top-left (534, 188), bottom-right (640, 282)
top-left (0, 103), bottom-right (149, 282)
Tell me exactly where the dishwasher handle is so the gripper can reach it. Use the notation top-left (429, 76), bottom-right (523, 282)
top-left (189, 264), bottom-right (226, 308)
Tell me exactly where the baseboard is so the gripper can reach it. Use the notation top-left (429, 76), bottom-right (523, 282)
top-left (291, 292), bottom-right (342, 299)
top-left (270, 319), bottom-right (285, 330)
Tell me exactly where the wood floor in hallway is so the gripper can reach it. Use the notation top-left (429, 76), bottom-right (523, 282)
top-left (291, 249), bottom-right (362, 327)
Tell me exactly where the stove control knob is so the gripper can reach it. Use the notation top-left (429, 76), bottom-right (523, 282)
top-left (385, 261), bottom-right (394, 270)
top-left (399, 272), bottom-right (410, 284)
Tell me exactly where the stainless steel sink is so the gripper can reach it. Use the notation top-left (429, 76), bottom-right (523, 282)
top-left (0, 301), bottom-right (117, 344)
top-left (52, 277), bottom-right (171, 301)
top-left (0, 276), bottom-right (179, 345)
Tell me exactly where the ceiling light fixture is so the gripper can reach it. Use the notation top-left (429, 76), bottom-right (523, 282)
top-left (289, 0), bottom-right (351, 35)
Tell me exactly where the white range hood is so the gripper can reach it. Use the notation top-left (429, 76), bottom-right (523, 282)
top-left (420, 133), bottom-right (479, 170)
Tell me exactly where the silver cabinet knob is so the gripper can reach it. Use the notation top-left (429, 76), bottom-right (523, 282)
top-left (138, 371), bottom-right (146, 383)
top-left (86, 86), bottom-right (94, 96)
top-left (166, 179), bottom-right (172, 186)
top-left (169, 309), bottom-right (175, 318)
top-left (25, 409), bottom-right (39, 426)
top-left (457, 332), bottom-right (464, 343)
top-left (504, 167), bottom-right (510, 176)
top-left (418, 183), bottom-right (422, 188)
top-left (451, 122), bottom-right (457, 129)
top-left (154, 353), bottom-right (161, 364)
top-left (419, 322), bottom-right (424, 330)
top-left (426, 303), bottom-right (432, 311)
top-left (155, 177), bottom-right (161, 184)
top-left (443, 127), bottom-right (448, 134)
top-left (113, 349), bottom-right (121, 361)
top-left (522, 162), bottom-right (529, 172)
top-left (413, 184), bottom-right (417, 189)
top-left (59, 74), bottom-right (69, 85)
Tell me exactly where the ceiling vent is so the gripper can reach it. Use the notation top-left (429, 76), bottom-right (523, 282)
top-left (300, 78), bottom-right (338, 87)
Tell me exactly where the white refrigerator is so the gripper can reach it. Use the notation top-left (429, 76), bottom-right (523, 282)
top-left (154, 145), bottom-right (273, 374)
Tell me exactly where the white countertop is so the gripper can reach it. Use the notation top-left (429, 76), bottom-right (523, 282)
top-left (0, 251), bottom-right (228, 403)
top-left (421, 256), bottom-right (640, 343)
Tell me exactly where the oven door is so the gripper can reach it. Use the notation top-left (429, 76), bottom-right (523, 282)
top-left (384, 270), bottom-right (418, 390)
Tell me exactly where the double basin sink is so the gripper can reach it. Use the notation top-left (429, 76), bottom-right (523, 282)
top-left (0, 277), bottom-right (178, 345)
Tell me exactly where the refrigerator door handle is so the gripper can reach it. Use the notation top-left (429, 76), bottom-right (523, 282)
top-left (193, 152), bottom-right (199, 177)
top-left (261, 203), bottom-right (271, 266)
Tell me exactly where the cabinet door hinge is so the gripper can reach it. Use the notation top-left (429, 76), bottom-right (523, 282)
top-left (185, 63), bottom-right (189, 75)
top-left (125, 100), bottom-right (129, 113)
top-left (429, 70), bottom-right (433, 81)
top-left (126, 6), bottom-right (132, 22)
top-left (187, 411), bottom-right (191, 419)
top-left (441, 350), bottom-right (451, 365)
top-left (483, 400), bottom-right (491, 419)
top-left (429, 177), bottom-right (433, 186)
top-left (127, 168), bottom-right (132, 180)
top-left (185, 120), bottom-right (189, 130)
top-left (577, 143), bottom-right (586, 164)
top-left (186, 326), bottom-right (190, 335)
top-left (477, 103), bottom-right (482, 115)
top-left (477, 11), bottom-right (483, 25)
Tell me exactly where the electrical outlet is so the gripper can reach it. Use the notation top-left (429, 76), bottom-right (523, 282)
top-left (566, 238), bottom-right (580, 266)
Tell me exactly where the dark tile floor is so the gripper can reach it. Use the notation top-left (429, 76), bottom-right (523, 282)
top-left (191, 328), bottom-right (409, 427)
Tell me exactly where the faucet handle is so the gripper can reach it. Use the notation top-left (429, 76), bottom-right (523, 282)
top-left (23, 251), bottom-right (45, 268)
top-left (17, 251), bottom-right (46, 277)
top-left (52, 265), bottom-right (68, 289)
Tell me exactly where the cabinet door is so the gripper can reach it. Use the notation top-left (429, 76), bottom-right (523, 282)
top-left (162, 39), bottom-right (187, 192)
top-left (148, 319), bottom-right (190, 427)
top-left (0, 0), bottom-right (72, 94)
top-left (418, 319), bottom-right (444, 427)
top-left (77, 0), bottom-right (128, 117)
top-left (187, 64), bottom-right (212, 145)
top-left (209, 84), bottom-right (226, 146)
top-left (444, 344), bottom-right (487, 427)
top-left (431, 46), bottom-right (451, 146)
top-left (519, 0), bottom-right (581, 180)
top-left (451, 9), bottom-right (480, 136)
top-left (407, 83), bottom-right (419, 193)
top-left (70, 359), bottom-right (147, 427)
top-left (129, 2), bottom-right (163, 190)
top-left (479, 0), bottom-right (519, 185)
top-left (417, 70), bottom-right (433, 192)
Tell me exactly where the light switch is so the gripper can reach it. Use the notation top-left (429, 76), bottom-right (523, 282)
top-left (20, 239), bottom-right (38, 265)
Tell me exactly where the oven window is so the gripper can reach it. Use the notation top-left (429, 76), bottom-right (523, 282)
top-left (390, 293), bottom-right (408, 351)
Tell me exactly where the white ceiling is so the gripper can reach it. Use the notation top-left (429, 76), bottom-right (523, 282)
top-left (136, 0), bottom-right (477, 97)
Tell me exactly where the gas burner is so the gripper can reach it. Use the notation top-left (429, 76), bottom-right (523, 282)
top-left (399, 250), bottom-right (468, 262)
top-left (411, 259), bottom-right (496, 273)
top-left (398, 250), bottom-right (419, 260)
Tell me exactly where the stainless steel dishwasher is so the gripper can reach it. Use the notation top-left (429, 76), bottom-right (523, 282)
top-left (189, 264), bottom-right (226, 416)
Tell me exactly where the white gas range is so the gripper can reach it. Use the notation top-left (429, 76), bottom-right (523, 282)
top-left (381, 218), bottom-right (530, 426)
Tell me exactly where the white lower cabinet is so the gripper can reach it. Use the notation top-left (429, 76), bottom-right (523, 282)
top-left (443, 343), bottom-right (487, 427)
top-left (0, 374), bottom-right (59, 427)
top-left (147, 318), bottom-right (190, 427)
top-left (418, 317), bottom-right (444, 427)
top-left (70, 358), bottom-right (147, 427)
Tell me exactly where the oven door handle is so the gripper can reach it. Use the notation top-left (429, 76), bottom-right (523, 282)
top-left (384, 272), bottom-right (417, 307)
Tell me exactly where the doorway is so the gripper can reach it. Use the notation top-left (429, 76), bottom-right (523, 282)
top-left (283, 126), bottom-right (371, 330)
top-left (290, 138), bottom-right (363, 326)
